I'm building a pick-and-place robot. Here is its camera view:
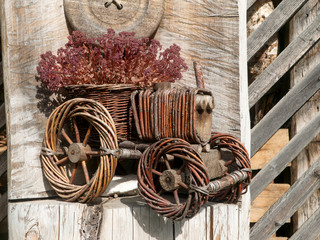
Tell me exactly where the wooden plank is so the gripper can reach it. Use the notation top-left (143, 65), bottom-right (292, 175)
top-left (175, 208), bottom-right (206, 240)
top-left (251, 110), bottom-right (320, 202)
top-left (0, 192), bottom-right (7, 223)
top-left (3, 0), bottom-right (245, 201)
top-left (9, 201), bottom-right (60, 240)
top-left (227, 204), bottom-right (239, 239)
top-left (149, 207), bottom-right (173, 240)
top-left (211, 204), bottom-right (228, 239)
top-left (132, 206), bottom-right (150, 240)
top-left (251, 62), bottom-right (320, 156)
top-left (0, 151), bottom-right (6, 177)
top-left (2, 0), bottom-right (69, 200)
top-left (247, 0), bottom-right (308, 61)
top-left (290, 0), bottom-right (320, 233)
top-left (59, 204), bottom-right (86, 240)
top-left (251, 129), bottom-right (289, 170)
top-left (248, 13), bottom-right (320, 108)
top-left (156, 0), bottom-right (242, 139)
top-left (289, 207), bottom-right (320, 240)
top-left (250, 183), bottom-right (290, 222)
top-left (250, 157), bottom-right (320, 240)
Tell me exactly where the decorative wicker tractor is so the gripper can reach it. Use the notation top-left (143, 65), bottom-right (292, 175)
top-left (40, 76), bottom-right (251, 220)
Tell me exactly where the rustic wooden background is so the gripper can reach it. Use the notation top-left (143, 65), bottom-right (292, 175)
top-left (2, 0), bottom-right (250, 239)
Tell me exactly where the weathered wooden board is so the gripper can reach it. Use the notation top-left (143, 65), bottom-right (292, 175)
top-left (9, 197), bottom-right (248, 240)
top-left (247, 0), bottom-right (308, 61)
top-left (248, 12), bottom-right (320, 108)
top-left (250, 183), bottom-right (290, 222)
top-left (155, 0), bottom-right (243, 138)
top-left (290, 0), bottom-right (320, 233)
top-left (250, 157), bottom-right (320, 240)
top-left (3, 0), bottom-right (250, 239)
top-left (2, 0), bottom-right (246, 201)
top-left (289, 206), bottom-right (320, 240)
top-left (251, 110), bottom-right (320, 201)
top-left (251, 129), bottom-right (288, 170)
top-left (1, 0), bottom-right (69, 200)
top-left (251, 62), bottom-right (320, 155)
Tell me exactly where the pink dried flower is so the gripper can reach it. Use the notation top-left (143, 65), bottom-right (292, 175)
top-left (37, 30), bottom-right (188, 91)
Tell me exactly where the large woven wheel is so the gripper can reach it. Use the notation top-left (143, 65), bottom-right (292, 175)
top-left (137, 138), bottom-right (209, 221)
top-left (208, 132), bottom-right (251, 203)
top-left (41, 98), bottom-right (118, 203)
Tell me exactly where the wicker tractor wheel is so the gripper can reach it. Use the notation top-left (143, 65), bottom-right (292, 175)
top-left (208, 132), bottom-right (251, 203)
top-left (137, 138), bottom-right (210, 221)
top-left (41, 98), bottom-right (118, 203)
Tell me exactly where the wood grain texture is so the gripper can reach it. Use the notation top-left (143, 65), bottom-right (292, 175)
top-left (290, 0), bottom-right (320, 233)
top-left (251, 129), bottom-right (289, 170)
top-left (250, 157), bottom-right (320, 240)
top-left (156, 0), bottom-right (242, 138)
top-left (289, 206), bottom-right (320, 240)
top-left (1, 0), bottom-right (69, 200)
top-left (251, 110), bottom-right (320, 201)
top-left (8, 197), bottom-right (249, 240)
top-left (251, 62), bottom-right (320, 156)
top-left (3, 0), bottom-right (246, 201)
top-left (0, 192), bottom-right (7, 222)
top-left (247, 0), bottom-right (308, 61)
top-left (249, 13), bottom-right (320, 108)
top-left (250, 183), bottom-right (290, 223)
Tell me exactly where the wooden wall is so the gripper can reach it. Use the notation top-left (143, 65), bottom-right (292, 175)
top-left (2, 0), bottom-right (249, 239)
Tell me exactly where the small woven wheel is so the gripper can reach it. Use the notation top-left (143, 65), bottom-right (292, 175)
top-left (137, 138), bottom-right (209, 221)
top-left (208, 132), bottom-right (251, 203)
top-left (41, 98), bottom-right (118, 203)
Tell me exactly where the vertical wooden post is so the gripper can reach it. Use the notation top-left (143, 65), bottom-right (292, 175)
top-left (290, 0), bottom-right (320, 233)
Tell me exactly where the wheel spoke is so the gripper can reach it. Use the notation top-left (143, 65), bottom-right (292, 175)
top-left (178, 181), bottom-right (189, 190)
top-left (61, 129), bottom-right (73, 145)
top-left (73, 119), bottom-right (81, 143)
top-left (173, 190), bottom-right (180, 205)
top-left (163, 155), bottom-right (171, 170)
top-left (85, 151), bottom-right (101, 156)
top-left (176, 164), bottom-right (186, 175)
top-left (83, 125), bottom-right (92, 146)
top-left (70, 163), bottom-right (78, 184)
top-left (81, 161), bottom-right (90, 184)
top-left (152, 169), bottom-right (162, 176)
top-left (56, 156), bottom-right (68, 165)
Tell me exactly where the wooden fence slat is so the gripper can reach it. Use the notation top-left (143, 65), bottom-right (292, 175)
top-left (250, 157), bottom-right (320, 240)
top-left (247, 0), bottom-right (308, 61)
top-left (251, 109), bottom-right (320, 202)
top-left (247, 0), bottom-right (257, 10)
top-left (0, 192), bottom-right (7, 222)
top-left (289, 207), bottom-right (320, 240)
top-left (0, 151), bottom-right (6, 177)
top-left (251, 62), bottom-right (320, 156)
top-left (249, 14), bottom-right (320, 108)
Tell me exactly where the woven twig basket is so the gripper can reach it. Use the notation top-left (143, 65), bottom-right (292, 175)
top-left (65, 84), bottom-right (140, 142)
